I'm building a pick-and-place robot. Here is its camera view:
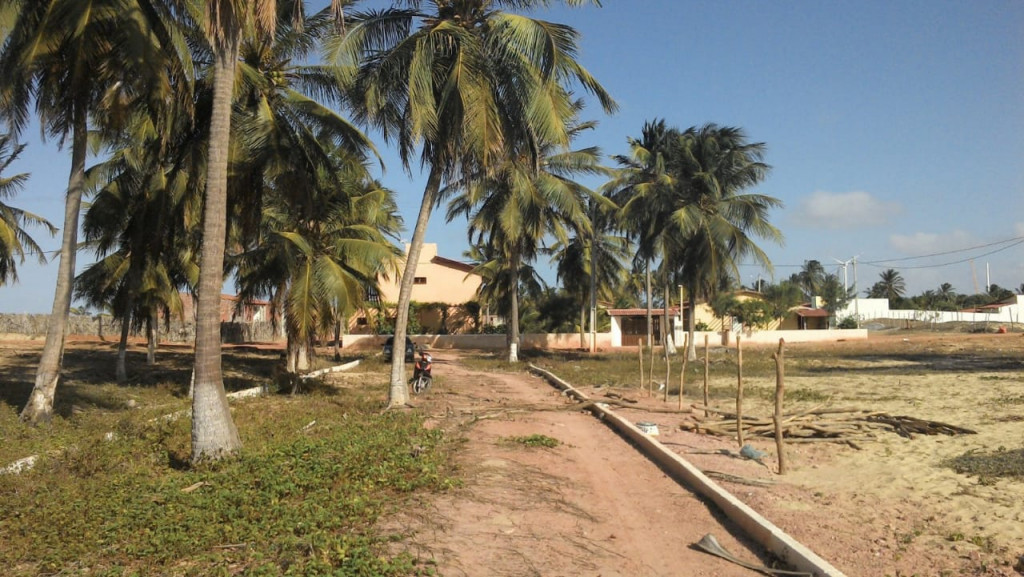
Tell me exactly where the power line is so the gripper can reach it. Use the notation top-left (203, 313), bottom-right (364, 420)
top-left (859, 235), bottom-right (1024, 265)
top-left (860, 238), bottom-right (1024, 270)
top-left (740, 235), bottom-right (1024, 272)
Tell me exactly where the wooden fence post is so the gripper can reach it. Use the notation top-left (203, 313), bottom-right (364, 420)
top-left (772, 338), bottom-right (787, 474)
top-left (736, 335), bottom-right (744, 446)
top-left (703, 334), bottom-right (710, 417)
top-left (638, 338), bottom-right (645, 394)
top-left (678, 334), bottom-right (689, 410)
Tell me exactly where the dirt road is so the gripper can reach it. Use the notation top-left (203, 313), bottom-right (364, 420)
top-left (382, 354), bottom-right (798, 577)
top-left (374, 339), bottom-right (1024, 577)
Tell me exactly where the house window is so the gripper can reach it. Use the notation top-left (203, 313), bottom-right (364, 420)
top-left (414, 277), bottom-right (427, 285)
top-left (356, 317), bottom-right (368, 326)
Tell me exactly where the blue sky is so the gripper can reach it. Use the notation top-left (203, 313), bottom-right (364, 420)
top-left (2, 0), bottom-right (1022, 313)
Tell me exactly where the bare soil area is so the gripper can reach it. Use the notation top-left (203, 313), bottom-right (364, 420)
top-left (2, 332), bottom-right (1022, 576)
top-left (375, 333), bottom-right (1024, 577)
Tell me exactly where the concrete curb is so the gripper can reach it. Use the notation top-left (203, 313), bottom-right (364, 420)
top-left (529, 363), bottom-right (847, 577)
top-left (300, 359), bottom-right (361, 380)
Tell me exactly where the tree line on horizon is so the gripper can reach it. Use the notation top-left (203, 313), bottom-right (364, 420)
top-left (0, 0), bottom-right (1019, 463)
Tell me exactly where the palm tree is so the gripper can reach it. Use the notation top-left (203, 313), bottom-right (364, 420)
top-left (219, 4), bottom-right (383, 379)
top-left (232, 170), bottom-right (402, 381)
top-left (819, 273), bottom-right (853, 327)
top-left (462, 239), bottom-right (546, 335)
top-left (0, 134), bottom-right (55, 285)
top-left (663, 124), bottom-right (782, 359)
top-left (448, 106), bottom-right (608, 361)
top-left (935, 282), bottom-right (958, 311)
top-left (190, 0), bottom-right (347, 461)
top-left (868, 268), bottom-right (906, 304)
top-left (75, 130), bottom-right (197, 383)
top-left (793, 260), bottom-right (826, 302)
top-left (607, 119), bottom-right (679, 350)
top-left (761, 280), bottom-right (803, 322)
top-left (0, 0), bottom-right (176, 424)
top-left (550, 196), bottom-right (630, 349)
top-left (334, 0), bottom-right (616, 404)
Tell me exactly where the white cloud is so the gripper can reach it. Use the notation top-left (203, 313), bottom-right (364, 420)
top-left (794, 190), bottom-right (901, 229)
top-left (888, 230), bottom-right (978, 255)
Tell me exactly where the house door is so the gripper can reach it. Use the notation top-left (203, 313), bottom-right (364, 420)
top-left (620, 316), bottom-right (661, 347)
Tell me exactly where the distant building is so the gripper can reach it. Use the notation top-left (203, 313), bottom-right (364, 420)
top-left (179, 292), bottom-right (275, 323)
top-left (607, 303), bottom-right (719, 347)
top-left (351, 243), bottom-right (486, 334)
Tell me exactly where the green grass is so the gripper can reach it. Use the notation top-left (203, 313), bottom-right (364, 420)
top-left (0, 362), bottom-right (454, 577)
top-left (502, 434), bottom-right (561, 448)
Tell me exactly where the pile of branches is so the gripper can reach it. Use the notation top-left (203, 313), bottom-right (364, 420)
top-left (681, 405), bottom-right (976, 447)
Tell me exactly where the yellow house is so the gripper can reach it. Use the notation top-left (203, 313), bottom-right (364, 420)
top-left (351, 243), bottom-right (484, 334)
top-left (731, 290), bottom-right (830, 331)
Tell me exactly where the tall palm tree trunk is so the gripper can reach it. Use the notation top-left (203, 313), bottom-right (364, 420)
top-left (21, 108), bottom-right (87, 424)
top-left (508, 252), bottom-right (520, 363)
top-left (388, 165), bottom-right (442, 407)
top-left (191, 37), bottom-right (241, 462)
top-left (333, 316), bottom-right (342, 361)
top-left (117, 314), bottom-right (131, 384)
top-left (589, 230), bottom-right (597, 353)
top-left (687, 291), bottom-right (698, 361)
top-left (285, 333), bottom-right (311, 374)
top-left (645, 260), bottom-right (653, 347)
top-left (146, 310), bottom-right (157, 365)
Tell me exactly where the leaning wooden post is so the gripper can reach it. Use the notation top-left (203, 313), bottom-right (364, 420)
top-left (638, 338), bottom-right (645, 394)
top-left (703, 334), bottom-right (710, 418)
top-left (772, 338), bottom-right (787, 475)
top-left (736, 334), bottom-right (744, 446)
top-left (678, 334), bottom-right (689, 410)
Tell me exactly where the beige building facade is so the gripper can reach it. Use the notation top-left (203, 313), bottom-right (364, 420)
top-left (376, 243), bottom-right (481, 305)
top-left (351, 243), bottom-right (485, 334)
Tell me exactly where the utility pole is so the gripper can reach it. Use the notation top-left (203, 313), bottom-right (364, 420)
top-left (852, 256), bottom-right (859, 328)
top-left (588, 200), bottom-right (597, 353)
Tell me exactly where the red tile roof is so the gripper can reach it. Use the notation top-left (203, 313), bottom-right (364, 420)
top-left (607, 307), bottom-right (683, 316)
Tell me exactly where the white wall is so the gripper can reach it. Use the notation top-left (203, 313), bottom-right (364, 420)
top-left (838, 296), bottom-right (1023, 326)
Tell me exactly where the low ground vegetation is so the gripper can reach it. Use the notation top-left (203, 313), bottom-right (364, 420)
top-left (0, 344), bottom-right (453, 576)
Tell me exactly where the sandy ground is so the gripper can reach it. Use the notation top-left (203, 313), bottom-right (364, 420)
top-left (3, 332), bottom-right (1021, 576)
top-left (369, 333), bottom-right (1024, 577)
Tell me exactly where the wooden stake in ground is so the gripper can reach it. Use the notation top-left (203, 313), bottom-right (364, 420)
top-left (772, 338), bottom-right (787, 475)
top-left (703, 334), bottom-right (710, 418)
top-left (648, 338), bottom-right (656, 398)
top-left (638, 338), bottom-right (645, 395)
top-left (664, 340), bottom-right (671, 403)
top-left (736, 335), bottom-right (744, 447)
top-left (678, 334), bottom-right (690, 410)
